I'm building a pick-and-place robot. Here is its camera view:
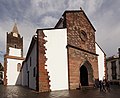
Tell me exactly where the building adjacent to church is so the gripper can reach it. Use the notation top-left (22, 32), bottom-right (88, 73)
top-left (4, 23), bottom-right (24, 85)
top-left (106, 48), bottom-right (120, 85)
top-left (16, 9), bottom-right (106, 92)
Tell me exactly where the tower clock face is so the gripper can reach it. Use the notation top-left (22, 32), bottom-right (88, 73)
top-left (80, 30), bottom-right (87, 42)
top-left (13, 32), bottom-right (18, 37)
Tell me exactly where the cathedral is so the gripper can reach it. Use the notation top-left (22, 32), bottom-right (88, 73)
top-left (4, 9), bottom-right (106, 92)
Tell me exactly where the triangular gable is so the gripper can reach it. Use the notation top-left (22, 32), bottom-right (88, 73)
top-left (62, 9), bottom-right (96, 32)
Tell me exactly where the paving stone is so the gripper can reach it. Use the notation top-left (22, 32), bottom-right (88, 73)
top-left (0, 85), bottom-right (120, 98)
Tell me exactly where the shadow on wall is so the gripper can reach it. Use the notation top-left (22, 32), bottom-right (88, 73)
top-left (15, 71), bottom-right (22, 85)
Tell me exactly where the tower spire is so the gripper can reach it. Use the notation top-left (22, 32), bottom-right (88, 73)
top-left (12, 22), bottom-right (19, 34)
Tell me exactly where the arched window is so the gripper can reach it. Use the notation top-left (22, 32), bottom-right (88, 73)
top-left (17, 63), bottom-right (21, 72)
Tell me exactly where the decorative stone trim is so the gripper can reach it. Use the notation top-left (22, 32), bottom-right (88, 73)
top-left (37, 30), bottom-right (51, 92)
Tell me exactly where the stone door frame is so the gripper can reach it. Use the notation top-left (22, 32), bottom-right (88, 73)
top-left (80, 60), bottom-right (94, 86)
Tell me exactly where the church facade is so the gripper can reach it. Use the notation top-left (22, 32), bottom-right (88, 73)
top-left (4, 23), bottom-right (24, 85)
top-left (16, 9), bottom-right (106, 92)
top-left (55, 10), bottom-right (99, 89)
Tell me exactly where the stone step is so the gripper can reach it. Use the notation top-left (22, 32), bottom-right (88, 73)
top-left (80, 86), bottom-right (94, 90)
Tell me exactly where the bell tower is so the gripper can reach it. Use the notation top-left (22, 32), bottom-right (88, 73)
top-left (6, 23), bottom-right (23, 57)
top-left (4, 23), bottom-right (24, 85)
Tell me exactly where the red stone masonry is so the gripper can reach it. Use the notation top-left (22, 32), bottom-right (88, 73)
top-left (7, 32), bottom-right (23, 57)
top-left (37, 30), bottom-right (51, 92)
top-left (3, 55), bottom-right (7, 86)
top-left (63, 10), bottom-right (99, 89)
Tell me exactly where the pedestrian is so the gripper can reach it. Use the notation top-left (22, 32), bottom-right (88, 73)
top-left (102, 80), bottom-right (106, 92)
top-left (94, 79), bottom-right (99, 88)
top-left (99, 80), bottom-right (103, 91)
top-left (106, 80), bottom-right (110, 92)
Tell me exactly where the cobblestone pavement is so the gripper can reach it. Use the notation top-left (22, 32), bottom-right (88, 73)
top-left (0, 85), bottom-right (120, 98)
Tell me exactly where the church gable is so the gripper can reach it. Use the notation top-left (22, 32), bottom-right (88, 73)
top-left (62, 10), bottom-right (98, 89)
top-left (63, 10), bottom-right (96, 31)
top-left (63, 10), bottom-right (96, 54)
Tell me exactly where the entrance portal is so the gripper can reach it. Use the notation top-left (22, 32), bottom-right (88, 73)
top-left (80, 65), bottom-right (88, 86)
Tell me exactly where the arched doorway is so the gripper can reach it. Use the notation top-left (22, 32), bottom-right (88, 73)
top-left (80, 65), bottom-right (88, 86)
top-left (80, 60), bottom-right (93, 86)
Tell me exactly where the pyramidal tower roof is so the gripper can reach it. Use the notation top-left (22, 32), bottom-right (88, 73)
top-left (12, 23), bottom-right (19, 34)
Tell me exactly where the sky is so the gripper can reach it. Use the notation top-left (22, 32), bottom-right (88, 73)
top-left (0, 0), bottom-right (120, 63)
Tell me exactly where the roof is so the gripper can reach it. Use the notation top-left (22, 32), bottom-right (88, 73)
top-left (54, 17), bottom-right (64, 28)
top-left (106, 55), bottom-right (119, 61)
top-left (95, 42), bottom-right (106, 56)
top-left (25, 35), bottom-right (37, 61)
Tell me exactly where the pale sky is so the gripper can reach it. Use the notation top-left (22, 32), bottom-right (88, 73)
top-left (0, 0), bottom-right (120, 63)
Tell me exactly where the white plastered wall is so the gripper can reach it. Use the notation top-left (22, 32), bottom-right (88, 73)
top-left (44, 28), bottom-right (68, 91)
top-left (22, 62), bottom-right (28, 86)
top-left (7, 47), bottom-right (23, 85)
top-left (15, 39), bottom-right (37, 90)
top-left (28, 41), bottom-right (37, 90)
top-left (7, 58), bottom-right (23, 85)
top-left (95, 43), bottom-right (105, 80)
top-left (9, 47), bottom-right (21, 57)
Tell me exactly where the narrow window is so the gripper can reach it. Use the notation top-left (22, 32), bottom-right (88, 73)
top-left (33, 67), bottom-right (35, 77)
top-left (17, 63), bottom-right (21, 72)
top-left (111, 61), bottom-right (117, 80)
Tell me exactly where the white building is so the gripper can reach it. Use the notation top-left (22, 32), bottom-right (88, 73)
top-left (20, 36), bottom-right (38, 90)
top-left (18, 28), bottom-right (68, 91)
top-left (106, 53), bottom-right (120, 85)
